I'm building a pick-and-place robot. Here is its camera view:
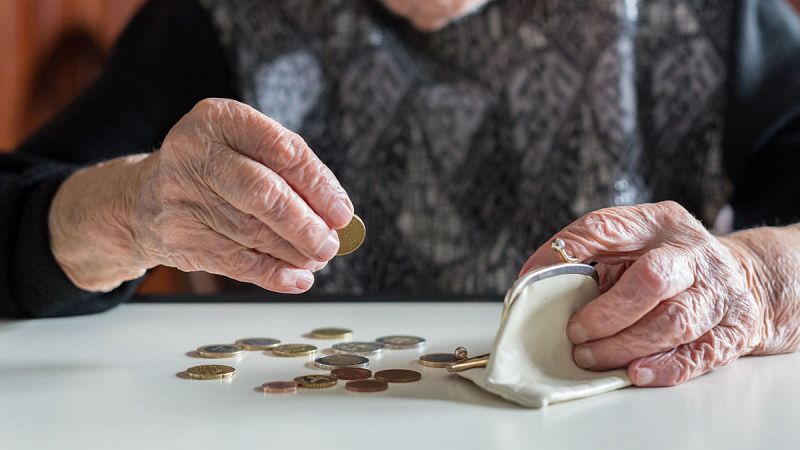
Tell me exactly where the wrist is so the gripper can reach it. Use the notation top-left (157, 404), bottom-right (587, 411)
top-left (718, 227), bottom-right (794, 355)
top-left (49, 154), bottom-right (153, 291)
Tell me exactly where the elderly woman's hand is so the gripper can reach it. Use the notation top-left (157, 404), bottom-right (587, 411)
top-left (520, 201), bottom-right (800, 387)
top-left (49, 98), bottom-right (352, 293)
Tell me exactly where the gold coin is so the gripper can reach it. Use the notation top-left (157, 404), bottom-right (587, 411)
top-left (310, 327), bottom-right (353, 339)
top-left (186, 365), bottom-right (235, 380)
top-left (235, 337), bottom-right (281, 350)
top-left (196, 344), bottom-right (245, 358)
top-left (336, 214), bottom-right (365, 256)
top-left (293, 374), bottom-right (338, 389)
top-left (272, 344), bottom-right (318, 357)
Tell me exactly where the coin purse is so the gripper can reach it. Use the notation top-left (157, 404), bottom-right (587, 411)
top-left (457, 263), bottom-right (631, 408)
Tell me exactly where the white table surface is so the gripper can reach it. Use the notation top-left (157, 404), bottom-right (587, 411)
top-left (1, 302), bottom-right (798, 450)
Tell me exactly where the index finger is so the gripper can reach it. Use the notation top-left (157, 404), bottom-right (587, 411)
top-left (566, 247), bottom-right (695, 344)
top-left (200, 98), bottom-right (354, 229)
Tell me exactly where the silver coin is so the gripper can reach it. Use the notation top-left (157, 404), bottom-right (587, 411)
top-left (196, 344), bottom-right (245, 358)
top-left (375, 335), bottom-right (426, 350)
top-left (235, 337), bottom-right (281, 350)
top-left (332, 341), bottom-right (385, 356)
top-left (314, 354), bottom-right (370, 370)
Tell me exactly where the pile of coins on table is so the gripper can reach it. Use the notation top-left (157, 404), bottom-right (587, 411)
top-left (180, 214), bottom-right (474, 393)
top-left (183, 327), bottom-right (470, 394)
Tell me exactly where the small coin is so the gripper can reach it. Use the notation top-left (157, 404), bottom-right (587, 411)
top-left (346, 380), bottom-right (389, 393)
top-left (186, 365), bottom-right (235, 380)
top-left (261, 381), bottom-right (298, 394)
top-left (294, 374), bottom-right (338, 389)
top-left (336, 214), bottom-right (366, 256)
top-left (235, 337), bottom-right (281, 350)
top-left (196, 344), bottom-right (245, 358)
top-left (332, 341), bottom-right (385, 356)
top-left (314, 354), bottom-right (369, 370)
top-left (419, 353), bottom-right (466, 368)
top-left (272, 344), bottom-right (318, 357)
top-left (375, 335), bottom-right (426, 350)
top-left (374, 369), bottom-right (422, 383)
top-left (310, 327), bottom-right (353, 339)
top-left (331, 368), bottom-right (372, 380)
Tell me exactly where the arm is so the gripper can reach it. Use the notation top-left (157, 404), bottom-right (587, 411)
top-left (0, 0), bottom-right (234, 317)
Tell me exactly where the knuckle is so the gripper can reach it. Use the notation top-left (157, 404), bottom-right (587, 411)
top-left (658, 200), bottom-right (700, 231)
top-left (251, 222), bottom-right (282, 250)
top-left (192, 98), bottom-right (225, 117)
top-left (579, 209), bottom-right (631, 243)
top-left (296, 221), bottom-right (324, 250)
top-left (658, 301), bottom-right (694, 341)
top-left (636, 254), bottom-right (671, 296)
top-left (251, 175), bottom-right (291, 217)
top-left (266, 127), bottom-right (308, 171)
top-left (226, 249), bottom-right (260, 278)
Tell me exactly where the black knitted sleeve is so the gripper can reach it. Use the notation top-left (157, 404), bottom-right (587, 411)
top-left (0, 0), bottom-right (235, 317)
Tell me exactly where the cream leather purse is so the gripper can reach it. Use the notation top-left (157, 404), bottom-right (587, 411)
top-left (452, 245), bottom-right (631, 408)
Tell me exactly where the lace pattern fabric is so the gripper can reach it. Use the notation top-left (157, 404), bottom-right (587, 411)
top-left (200, 0), bottom-right (733, 296)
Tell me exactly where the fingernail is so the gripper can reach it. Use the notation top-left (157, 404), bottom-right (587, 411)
top-left (318, 233), bottom-right (340, 259)
top-left (329, 202), bottom-right (352, 227)
top-left (635, 367), bottom-right (655, 386)
top-left (567, 322), bottom-right (589, 344)
top-left (310, 260), bottom-right (328, 272)
top-left (294, 270), bottom-right (314, 290)
top-left (574, 347), bottom-right (595, 368)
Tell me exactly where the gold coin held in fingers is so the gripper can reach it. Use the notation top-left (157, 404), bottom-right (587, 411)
top-left (272, 344), bottom-right (318, 357)
top-left (186, 365), bottom-right (235, 380)
top-left (336, 214), bottom-right (365, 256)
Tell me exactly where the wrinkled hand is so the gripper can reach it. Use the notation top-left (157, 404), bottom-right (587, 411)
top-left (51, 98), bottom-right (352, 293)
top-left (520, 201), bottom-right (768, 387)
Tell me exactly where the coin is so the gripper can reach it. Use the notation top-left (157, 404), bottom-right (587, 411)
top-left (331, 368), bottom-right (372, 380)
top-left (235, 337), bottom-right (281, 350)
top-left (375, 335), bottom-right (426, 350)
top-left (272, 344), bottom-right (318, 357)
top-left (186, 365), bottom-right (235, 380)
top-left (374, 369), bottom-right (422, 383)
top-left (419, 353), bottom-right (466, 368)
top-left (314, 354), bottom-right (369, 370)
top-left (310, 327), bottom-right (352, 339)
top-left (196, 344), bottom-right (245, 358)
top-left (261, 381), bottom-right (298, 394)
top-left (336, 214), bottom-right (366, 256)
top-left (346, 380), bottom-right (389, 393)
top-left (294, 374), bottom-right (338, 389)
top-left (332, 341), bottom-right (385, 356)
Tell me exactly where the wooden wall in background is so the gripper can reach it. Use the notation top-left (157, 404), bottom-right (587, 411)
top-left (0, 0), bottom-right (145, 151)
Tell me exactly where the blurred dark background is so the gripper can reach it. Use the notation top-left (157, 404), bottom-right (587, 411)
top-left (2, 0), bottom-right (800, 295)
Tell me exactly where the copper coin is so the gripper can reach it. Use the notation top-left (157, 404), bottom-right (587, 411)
top-left (374, 369), bottom-right (421, 383)
top-left (346, 380), bottom-right (389, 393)
top-left (261, 381), bottom-right (298, 394)
top-left (331, 368), bottom-right (372, 380)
